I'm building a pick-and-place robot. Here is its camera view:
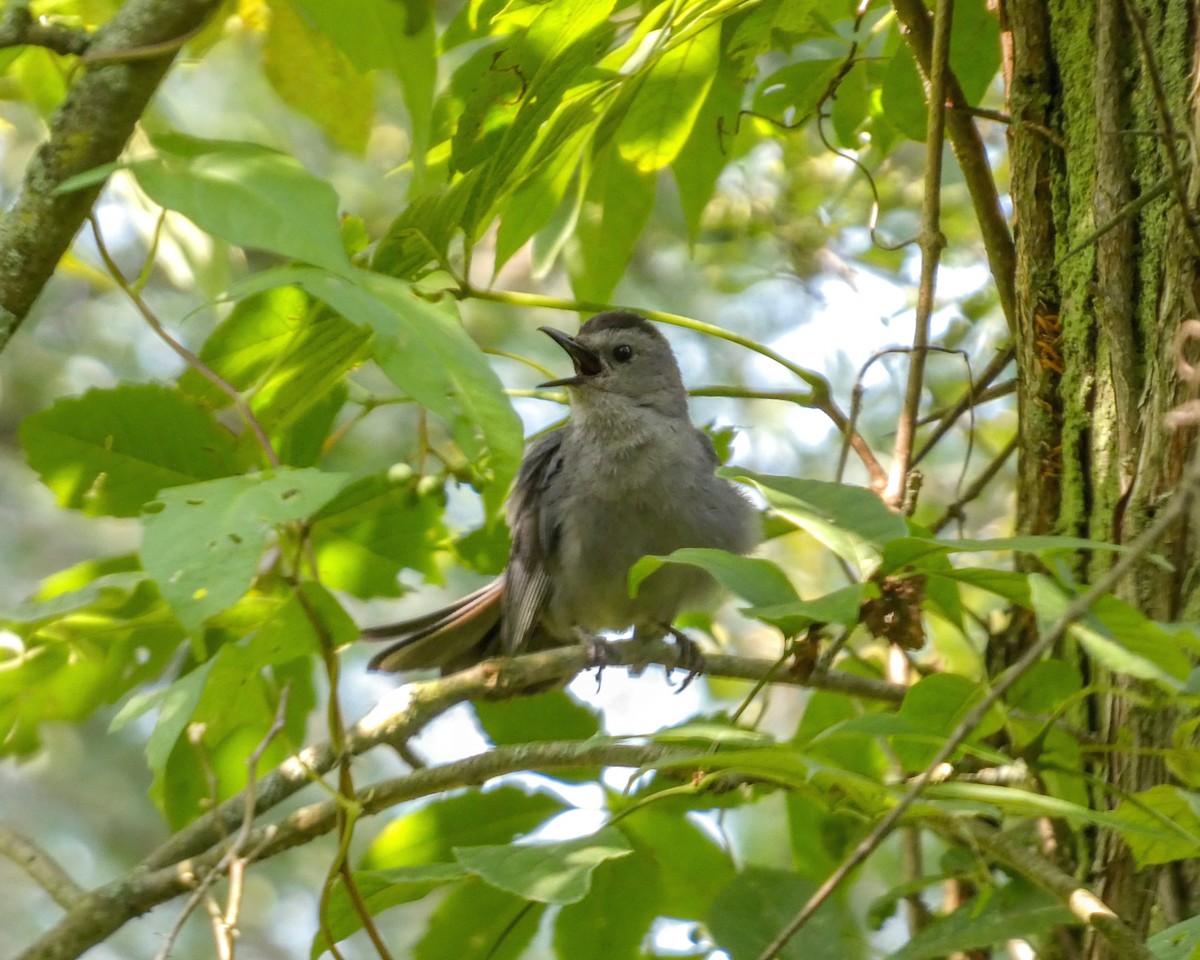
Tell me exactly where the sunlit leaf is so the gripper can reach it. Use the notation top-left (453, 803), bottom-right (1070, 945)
top-left (455, 826), bottom-right (631, 905)
top-left (722, 469), bottom-right (906, 575)
top-left (362, 787), bottom-right (565, 871)
top-left (140, 469), bottom-right (352, 629)
top-left (132, 133), bottom-right (349, 272)
top-left (21, 384), bottom-right (239, 518)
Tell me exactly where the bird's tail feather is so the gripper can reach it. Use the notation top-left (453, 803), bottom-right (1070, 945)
top-left (365, 578), bottom-right (504, 672)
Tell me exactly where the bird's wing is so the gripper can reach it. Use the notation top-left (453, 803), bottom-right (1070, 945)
top-left (501, 429), bottom-right (565, 653)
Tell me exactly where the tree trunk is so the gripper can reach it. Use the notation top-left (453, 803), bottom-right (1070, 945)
top-left (1006, 0), bottom-right (1200, 954)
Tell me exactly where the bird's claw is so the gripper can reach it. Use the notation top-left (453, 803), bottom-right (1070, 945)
top-left (666, 626), bottom-right (704, 693)
top-left (577, 630), bottom-right (614, 691)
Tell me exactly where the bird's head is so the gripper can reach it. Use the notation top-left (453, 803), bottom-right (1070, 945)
top-left (539, 311), bottom-right (688, 418)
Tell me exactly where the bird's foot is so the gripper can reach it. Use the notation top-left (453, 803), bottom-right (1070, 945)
top-left (666, 626), bottom-right (705, 692)
top-left (576, 629), bottom-right (614, 691)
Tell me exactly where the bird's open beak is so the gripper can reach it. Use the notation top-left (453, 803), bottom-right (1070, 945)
top-left (538, 327), bottom-right (603, 387)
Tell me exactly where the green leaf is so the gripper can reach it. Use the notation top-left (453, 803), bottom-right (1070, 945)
top-left (288, 0), bottom-right (438, 173)
top-left (455, 826), bottom-right (632, 905)
top-left (131, 133), bottom-right (350, 272)
top-left (1029, 576), bottom-right (1190, 690)
top-left (629, 548), bottom-right (798, 608)
top-left (1111, 786), bottom-right (1200, 867)
top-left (888, 878), bottom-right (1075, 960)
top-left (362, 786), bottom-right (565, 870)
top-left (263, 0), bottom-right (374, 154)
top-left (309, 474), bottom-right (449, 598)
top-left (140, 469), bottom-right (352, 629)
top-left (313, 865), bottom-right (469, 959)
top-left (1148, 913), bottom-right (1200, 960)
top-left (415, 877), bottom-right (546, 960)
top-left (262, 267), bottom-right (523, 517)
top-left (673, 33), bottom-right (746, 244)
top-left (494, 106), bottom-right (594, 272)
top-left (922, 782), bottom-right (1181, 838)
top-left (754, 56), bottom-right (845, 124)
top-left (1, 579), bottom-right (184, 756)
top-left (722, 469), bottom-right (906, 575)
top-left (475, 690), bottom-right (600, 747)
top-left (570, 146), bottom-right (656, 302)
top-left (708, 868), bottom-right (865, 960)
top-left (881, 534), bottom-right (1151, 575)
top-left (21, 384), bottom-right (239, 518)
top-left (644, 746), bottom-right (810, 788)
top-left (880, 46), bottom-right (927, 141)
top-left (742, 584), bottom-right (866, 636)
top-left (616, 20), bottom-right (719, 173)
top-left (180, 286), bottom-right (370, 441)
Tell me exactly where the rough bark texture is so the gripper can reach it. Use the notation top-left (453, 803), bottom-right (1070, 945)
top-left (1007, 0), bottom-right (1200, 955)
top-left (0, 0), bottom-right (222, 352)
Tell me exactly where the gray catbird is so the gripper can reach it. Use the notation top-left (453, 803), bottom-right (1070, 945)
top-left (365, 310), bottom-right (761, 673)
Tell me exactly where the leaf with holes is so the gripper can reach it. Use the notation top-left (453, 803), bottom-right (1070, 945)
top-left (140, 469), bottom-right (352, 629)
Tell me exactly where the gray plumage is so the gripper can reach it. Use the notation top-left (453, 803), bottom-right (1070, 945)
top-left (365, 311), bottom-right (761, 673)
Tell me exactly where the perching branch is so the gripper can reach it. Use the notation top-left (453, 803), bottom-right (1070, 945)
top-left (14, 741), bottom-right (685, 960)
top-left (0, 0), bottom-right (223, 352)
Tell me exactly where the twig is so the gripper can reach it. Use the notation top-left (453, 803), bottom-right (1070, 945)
top-left (886, 0), bottom-right (952, 510)
top-left (912, 346), bottom-right (1015, 467)
top-left (0, 825), bottom-right (84, 910)
top-left (891, 0), bottom-right (1017, 330)
top-left (153, 687), bottom-right (293, 960)
top-left (930, 435), bottom-right (1018, 533)
top-left (0, 5), bottom-right (91, 56)
top-left (754, 440), bottom-right (1200, 959)
top-left (916, 379), bottom-right (1016, 427)
top-left (78, 22), bottom-right (204, 66)
top-left (931, 817), bottom-right (1158, 960)
top-left (88, 215), bottom-right (281, 468)
top-left (1118, 0), bottom-right (1200, 258)
top-left (1055, 180), bottom-right (1171, 266)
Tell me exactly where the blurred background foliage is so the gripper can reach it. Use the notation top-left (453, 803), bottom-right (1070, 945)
top-left (0, 0), bottom-right (1029, 957)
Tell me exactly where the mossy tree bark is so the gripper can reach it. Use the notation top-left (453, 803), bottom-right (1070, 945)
top-left (1006, 1), bottom-right (1200, 955)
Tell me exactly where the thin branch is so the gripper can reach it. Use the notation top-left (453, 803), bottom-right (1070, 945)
top-left (886, 0), bottom-right (952, 509)
top-left (88, 215), bottom-right (281, 468)
top-left (912, 346), bottom-right (1015, 467)
top-left (755, 439), bottom-right (1200, 959)
top-left (1055, 180), bottom-right (1171, 266)
top-left (0, 825), bottom-right (84, 910)
top-left (0, 5), bottom-right (91, 56)
top-left (930, 434), bottom-right (1018, 534)
top-left (891, 0), bottom-right (1017, 330)
top-left (153, 686), bottom-right (292, 960)
top-left (915, 379), bottom-right (1016, 428)
top-left (932, 817), bottom-right (1158, 960)
top-left (1118, 0), bottom-right (1200, 258)
top-left (0, 0), bottom-right (223, 352)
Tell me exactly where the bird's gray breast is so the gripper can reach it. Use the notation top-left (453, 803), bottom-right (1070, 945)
top-left (544, 414), bottom-right (752, 634)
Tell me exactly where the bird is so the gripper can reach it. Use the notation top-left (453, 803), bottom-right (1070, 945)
top-left (364, 310), bottom-right (761, 675)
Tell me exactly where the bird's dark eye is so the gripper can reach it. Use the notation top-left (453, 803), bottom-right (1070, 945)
top-left (613, 344), bottom-right (634, 362)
